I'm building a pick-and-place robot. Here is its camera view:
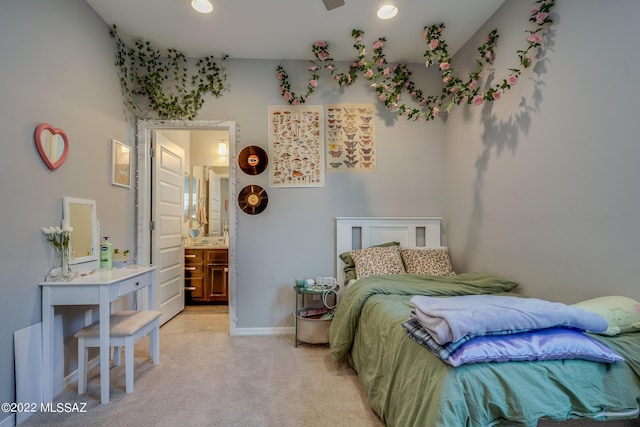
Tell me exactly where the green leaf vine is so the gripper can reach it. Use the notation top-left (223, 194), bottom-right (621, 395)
top-left (110, 26), bottom-right (228, 120)
top-left (276, 0), bottom-right (555, 121)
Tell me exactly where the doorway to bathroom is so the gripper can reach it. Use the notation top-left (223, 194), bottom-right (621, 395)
top-left (135, 120), bottom-right (238, 336)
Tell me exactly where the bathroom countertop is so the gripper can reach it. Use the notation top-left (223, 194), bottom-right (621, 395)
top-left (185, 244), bottom-right (228, 250)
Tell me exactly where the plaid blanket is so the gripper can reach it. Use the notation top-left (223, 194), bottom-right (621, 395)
top-left (402, 317), bottom-right (532, 361)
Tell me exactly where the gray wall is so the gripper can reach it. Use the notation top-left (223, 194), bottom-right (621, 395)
top-left (195, 59), bottom-right (445, 328)
top-left (0, 0), bottom-right (444, 408)
top-left (446, 0), bottom-right (640, 302)
top-left (0, 0), bottom-right (134, 411)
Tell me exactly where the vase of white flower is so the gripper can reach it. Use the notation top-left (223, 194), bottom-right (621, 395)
top-left (42, 224), bottom-right (76, 281)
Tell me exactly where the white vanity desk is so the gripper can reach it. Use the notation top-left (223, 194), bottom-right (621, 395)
top-left (39, 265), bottom-right (157, 404)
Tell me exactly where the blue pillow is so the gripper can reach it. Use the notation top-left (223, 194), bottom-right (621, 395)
top-left (446, 327), bottom-right (623, 367)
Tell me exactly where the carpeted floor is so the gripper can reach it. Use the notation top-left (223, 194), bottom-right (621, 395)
top-left (17, 307), bottom-right (639, 427)
top-left (18, 306), bottom-right (383, 427)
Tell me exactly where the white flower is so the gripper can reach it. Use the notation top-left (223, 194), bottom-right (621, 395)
top-left (42, 223), bottom-right (72, 256)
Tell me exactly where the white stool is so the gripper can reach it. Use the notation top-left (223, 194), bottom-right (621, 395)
top-left (75, 310), bottom-right (161, 395)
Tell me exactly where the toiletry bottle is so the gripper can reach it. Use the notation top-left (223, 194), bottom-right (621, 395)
top-left (100, 237), bottom-right (113, 269)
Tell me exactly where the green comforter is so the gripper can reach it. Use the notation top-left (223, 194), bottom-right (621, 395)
top-left (329, 274), bottom-right (640, 427)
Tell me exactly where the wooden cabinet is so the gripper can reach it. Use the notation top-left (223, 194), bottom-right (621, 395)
top-left (185, 248), bottom-right (228, 304)
top-left (184, 249), bottom-right (205, 299)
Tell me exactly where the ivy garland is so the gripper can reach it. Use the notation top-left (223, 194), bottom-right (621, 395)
top-left (276, 0), bottom-right (555, 121)
top-left (110, 26), bottom-right (228, 120)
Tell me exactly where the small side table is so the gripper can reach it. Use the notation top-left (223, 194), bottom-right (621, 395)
top-left (294, 285), bottom-right (339, 347)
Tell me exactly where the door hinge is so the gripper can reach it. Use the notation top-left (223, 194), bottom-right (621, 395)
top-left (149, 221), bottom-right (156, 231)
top-left (150, 147), bottom-right (156, 158)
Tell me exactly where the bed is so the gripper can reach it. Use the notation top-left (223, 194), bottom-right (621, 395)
top-left (330, 217), bottom-right (640, 427)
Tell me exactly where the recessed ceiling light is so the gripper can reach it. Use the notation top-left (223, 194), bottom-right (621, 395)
top-left (191, 0), bottom-right (213, 14)
top-left (377, 4), bottom-right (398, 20)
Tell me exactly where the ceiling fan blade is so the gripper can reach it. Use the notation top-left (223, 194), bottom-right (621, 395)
top-left (322, 0), bottom-right (345, 11)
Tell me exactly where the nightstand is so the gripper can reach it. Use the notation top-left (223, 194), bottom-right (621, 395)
top-left (294, 284), bottom-right (339, 347)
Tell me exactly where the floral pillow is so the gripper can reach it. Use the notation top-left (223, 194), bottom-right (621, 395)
top-left (573, 296), bottom-right (640, 336)
top-left (400, 247), bottom-right (455, 276)
top-left (350, 245), bottom-right (406, 280)
top-left (340, 241), bottom-right (400, 283)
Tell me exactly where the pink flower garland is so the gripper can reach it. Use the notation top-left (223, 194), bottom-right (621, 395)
top-left (276, 0), bottom-right (555, 121)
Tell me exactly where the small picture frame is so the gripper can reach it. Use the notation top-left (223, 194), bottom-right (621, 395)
top-left (111, 139), bottom-right (131, 188)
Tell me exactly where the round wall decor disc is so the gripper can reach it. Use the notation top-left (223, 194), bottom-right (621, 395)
top-left (238, 145), bottom-right (268, 175)
top-left (238, 185), bottom-right (268, 215)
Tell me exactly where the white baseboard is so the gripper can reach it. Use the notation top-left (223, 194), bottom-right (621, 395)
top-left (233, 326), bottom-right (294, 336)
top-left (0, 413), bottom-right (15, 427)
top-left (64, 356), bottom-right (100, 389)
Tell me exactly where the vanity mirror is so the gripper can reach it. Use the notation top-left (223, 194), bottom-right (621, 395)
top-left (63, 197), bottom-right (99, 270)
top-left (35, 123), bottom-right (69, 171)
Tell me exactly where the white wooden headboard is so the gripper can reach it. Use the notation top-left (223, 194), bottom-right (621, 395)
top-left (335, 217), bottom-right (442, 284)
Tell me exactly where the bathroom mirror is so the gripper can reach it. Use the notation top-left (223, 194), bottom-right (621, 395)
top-left (63, 197), bottom-right (99, 268)
top-left (35, 123), bottom-right (69, 171)
top-left (185, 165), bottom-right (228, 237)
top-left (184, 172), bottom-right (198, 222)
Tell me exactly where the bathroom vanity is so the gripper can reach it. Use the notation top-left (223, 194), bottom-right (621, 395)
top-left (184, 246), bottom-right (228, 304)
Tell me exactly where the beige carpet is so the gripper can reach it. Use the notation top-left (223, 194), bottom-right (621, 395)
top-left (19, 306), bottom-right (384, 427)
top-left (18, 307), bottom-right (639, 427)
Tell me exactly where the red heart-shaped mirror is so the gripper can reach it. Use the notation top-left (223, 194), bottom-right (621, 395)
top-left (35, 123), bottom-right (69, 171)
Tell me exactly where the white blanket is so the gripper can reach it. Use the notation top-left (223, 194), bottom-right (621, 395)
top-left (410, 294), bottom-right (609, 345)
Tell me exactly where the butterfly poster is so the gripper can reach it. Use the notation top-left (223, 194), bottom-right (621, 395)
top-left (325, 104), bottom-right (376, 172)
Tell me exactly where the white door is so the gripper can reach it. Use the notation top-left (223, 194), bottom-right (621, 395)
top-left (152, 131), bottom-right (185, 324)
top-left (208, 168), bottom-right (221, 235)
